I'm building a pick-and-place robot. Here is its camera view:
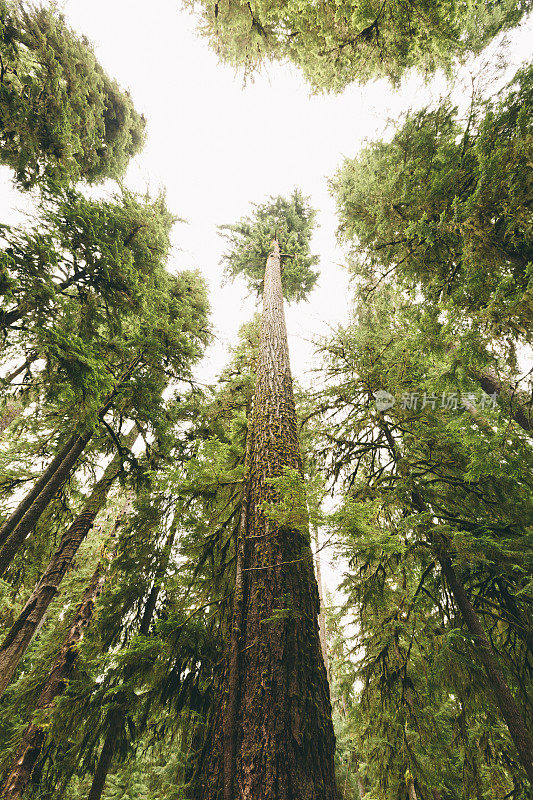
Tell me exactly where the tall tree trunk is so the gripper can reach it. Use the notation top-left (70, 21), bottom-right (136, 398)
top-left (313, 526), bottom-right (330, 685)
top-left (0, 355), bottom-right (141, 572)
top-left (86, 727), bottom-right (116, 800)
top-left (0, 429), bottom-right (88, 550)
top-left (0, 566), bottom-right (106, 799)
top-left (0, 427), bottom-right (137, 698)
top-left (198, 240), bottom-right (337, 799)
top-left (439, 555), bottom-right (533, 783)
top-left (357, 774), bottom-right (366, 798)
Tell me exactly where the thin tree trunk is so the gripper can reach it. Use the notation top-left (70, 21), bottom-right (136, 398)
top-left (0, 566), bottom-right (106, 799)
top-left (471, 365), bottom-right (532, 433)
top-left (198, 240), bottom-right (337, 799)
top-left (0, 355), bottom-right (141, 572)
top-left (357, 774), bottom-right (366, 798)
top-left (138, 519), bottom-right (178, 636)
top-left (0, 430), bottom-right (93, 575)
top-left (86, 727), bottom-right (116, 800)
top-left (223, 412), bottom-right (253, 800)
top-left (314, 526), bottom-right (330, 685)
top-left (83, 519), bottom-right (176, 800)
top-left (439, 555), bottom-right (533, 782)
top-left (0, 427), bottom-right (137, 697)
top-left (0, 397), bottom-right (22, 436)
top-left (378, 415), bottom-right (533, 783)
top-left (0, 429), bottom-right (85, 549)
top-left (406, 776), bottom-right (418, 800)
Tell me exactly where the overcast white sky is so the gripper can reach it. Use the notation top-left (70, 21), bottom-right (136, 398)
top-left (0, 1), bottom-right (531, 588)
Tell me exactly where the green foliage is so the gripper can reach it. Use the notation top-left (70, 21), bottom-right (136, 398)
top-left (263, 467), bottom-right (309, 533)
top-left (220, 189), bottom-right (319, 301)
top-left (0, 1), bottom-right (145, 188)
top-left (331, 63), bottom-right (533, 344)
top-left (184, 0), bottom-right (532, 90)
top-left (315, 283), bottom-right (533, 797)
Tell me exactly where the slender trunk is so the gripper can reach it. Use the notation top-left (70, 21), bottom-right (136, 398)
top-left (83, 520), bottom-right (174, 800)
top-left (0, 430), bottom-right (93, 575)
top-left (1, 566), bottom-right (106, 799)
top-left (139, 520), bottom-right (178, 636)
top-left (223, 413), bottom-right (254, 800)
top-left (0, 355), bottom-right (141, 572)
top-left (198, 241), bottom-right (336, 799)
top-left (86, 727), bottom-right (116, 800)
top-left (0, 398), bottom-right (21, 436)
top-left (357, 774), bottom-right (366, 798)
top-left (0, 429), bottom-right (85, 549)
top-left (0, 427), bottom-right (137, 698)
top-left (378, 415), bottom-right (533, 783)
top-left (406, 776), bottom-right (418, 800)
top-left (314, 526), bottom-right (330, 685)
top-left (439, 555), bottom-right (533, 782)
top-left (470, 366), bottom-right (532, 433)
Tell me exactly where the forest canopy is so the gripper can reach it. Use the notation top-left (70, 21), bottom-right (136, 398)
top-left (0, 2), bottom-right (531, 800)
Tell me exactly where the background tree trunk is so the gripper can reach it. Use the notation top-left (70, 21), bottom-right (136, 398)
top-left (83, 520), bottom-right (176, 800)
top-left (407, 776), bottom-right (418, 800)
top-left (86, 727), bottom-right (116, 800)
top-left (314, 526), bottom-right (330, 685)
top-left (0, 565), bottom-right (106, 799)
top-left (0, 426), bottom-right (137, 697)
top-left (0, 356), bottom-right (141, 573)
top-left (439, 555), bottom-right (533, 782)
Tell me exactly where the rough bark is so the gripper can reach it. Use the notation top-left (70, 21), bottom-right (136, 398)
top-left (0, 566), bottom-right (106, 799)
top-left (0, 427), bottom-right (137, 698)
top-left (197, 240), bottom-right (337, 799)
top-left (314, 526), bottom-right (330, 685)
top-left (439, 555), bottom-right (533, 783)
top-left (0, 355), bottom-right (141, 573)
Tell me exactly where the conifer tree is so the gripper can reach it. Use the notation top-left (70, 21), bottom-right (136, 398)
top-left (331, 63), bottom-right (533, 431)
top-left (184, 0), bottom-right (531, 89)
top-left (0, 1), bottom-right (145, 188)
top-left (196, 191), bottom-right (337, 800)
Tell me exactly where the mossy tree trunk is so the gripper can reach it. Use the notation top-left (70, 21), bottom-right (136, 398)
top-left (0, 565), bottom-right (106, 799)
top-left (0, 355), bottom-right (141, 574)
top-left (0, 426), bottom-right (137, 698)
top-left (198, 240), bottom-right (337, 799)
